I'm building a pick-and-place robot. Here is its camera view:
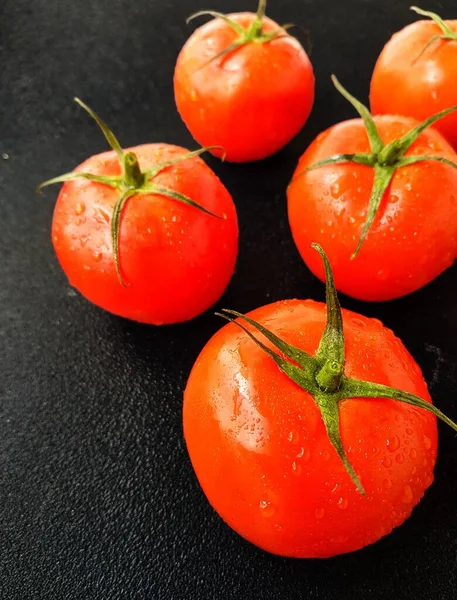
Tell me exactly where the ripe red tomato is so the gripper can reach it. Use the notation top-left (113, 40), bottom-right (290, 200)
top-left (184, 277), bottom-right (442, 557)
top-left (288, 78), bottom-right (457, 301)
top-left (371, 7), bottom-right (457, 147)
top-left (43, 101), bottom-right (238, 325)
top-left (174, 1), bottom-right (314, 162)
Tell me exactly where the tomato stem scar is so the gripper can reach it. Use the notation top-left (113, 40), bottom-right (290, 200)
top-left (218, 244), bottom-right (457, 493)
top-left (38, 100), bottom-right (222, 285)
top-left (294, 77), bottom-right (457, 259)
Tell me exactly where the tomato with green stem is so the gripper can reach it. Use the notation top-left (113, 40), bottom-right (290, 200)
top-left (287, 76), bottom-right (457, 302)
top-left (174, 0), bottom-right (315, 162)
top-left (39, 99), bottom-right (238, 325)
top-left (371, 6), bottom-right (457, 148)
top-left (184, 244), bottom-right (457, 558)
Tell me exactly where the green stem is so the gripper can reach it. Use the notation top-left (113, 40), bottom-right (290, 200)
top-left (123, 152), bottom-right (145, 189)
top-left (217, 245), bottom-right (457, 493)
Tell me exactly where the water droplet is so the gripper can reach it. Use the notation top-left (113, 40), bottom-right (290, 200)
top-left (190, 89), bottom-right (198, 101)
top-left (387, 435), bottom-right (400, 452)
top-left (377, 269), bottom-right (388, 280)
top-left (80, 235), bottom-right (89, 247)
top-left (321, 450), bottom-right (330, 461)
top-left (171, 215), bottom-right (177, 223)
top-left (2, 152), bottom-right (9, 160)
top-left (292, 461), bottom-right (302, 476)
top-left (287, 430), bottom-right (299, 444)
top-left (431, 90), bottom-right (438, 100)
top-left (259, 500), bottom-right (276, 517)
top-left (315, 507), bottom-right (325, 519)
top-left (338, 497), bottom-right (348, 510)
top-left (93, 251), bottom-right (103, 262)
top-left (383, 478), bottom-right (393, 489)
top-left (411, 466), bottom-right (417, 475)
top-left (396, 452), bottom-right (404, 464)
top-left (382, 456), bottom-right (392, 468)
top-left (351, 317), bottom-right (366, 328)
top-left (410, 448), bottom-right (418, 459)
top-left (75, 202), bottom-right (85, 215)
top-left (390, 193), bottom-right (400, 204)
top-left (402, 484), bottom-right (413, 504)
top-left (423, 436), bottom-right (432, 450)
top-left (349, 216), bottom-right (356, 224)
top-left (327, 220), bottom-right (333, 227)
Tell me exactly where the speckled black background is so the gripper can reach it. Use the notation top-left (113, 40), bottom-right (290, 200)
top-left (1, 0), bottom-right (457, 598)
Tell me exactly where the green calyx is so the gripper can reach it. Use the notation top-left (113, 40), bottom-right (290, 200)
top-left (188, 0), bottom-right (294, 67)
top-left (411, 6), bottom-right (457, 61)
top-left (38, 98), bottom-right (222, 285)
top-left (217, 244), bottom-right (457, 494)
top-left (294, 76), bottom-right (457, 258)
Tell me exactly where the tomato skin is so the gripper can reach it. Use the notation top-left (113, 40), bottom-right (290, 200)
top-left (52, 144), bottom-right (238, 324)
top-left (370, 20), bottom-right (457, 147)
top-left (174, 13), bottom-right (315, 162)
top-left (287, 116), bottom-right (457, 301)
top-left (183, 300), bottom-right (437, 558)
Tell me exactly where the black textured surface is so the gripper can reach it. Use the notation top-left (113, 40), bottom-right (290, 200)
top-left (2, 0), bottom-right (457, 598)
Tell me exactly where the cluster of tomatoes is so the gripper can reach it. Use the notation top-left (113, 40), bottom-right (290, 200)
top-left (42, 3), bottom-right (457, 558)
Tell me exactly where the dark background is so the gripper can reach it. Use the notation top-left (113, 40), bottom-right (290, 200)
top-left (1, 0), bottom-right (457, 598)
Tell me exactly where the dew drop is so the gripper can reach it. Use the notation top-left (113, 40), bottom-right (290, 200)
top-left (386, 435), bottom-right (400, 452)
top-left (382, 456), bottom-right (392, 468)
top-left (349, 216), bottom-right (356, 224)
top-left (75, 202), bottom-right (85, 216)
top-left (190, 89), bottom-right (198, 101)
top-left (338, 497), bottom-right (348, 510)
top-left (410, 448), bottom-right (418, 459)
top-left (322, 450), bottom-right (330, 461)
top-left (330, 183), bottom-right (340, 199)
top-left (390, 193), bottom-right (400, 204)
top-left (383, 478), bottom-right (393, 489)
top-left (287, 430), bottom-right (299, 444)
top-left (93, 251), bottom-right (103, 262)
top-left (259, 500), bottom-right (276, 517)
top-left (351, 317), bottom-right (366, 328)
top-left (411, 466), bottom-right (417, 475)
top-left (377, 269), bottom-right (388, 280)
top-left (292, 461), bottom-right (302, 476)
top-left (423, 436), bottom-right (432, 450)
top-left (315, 507), bottom-right (325, 519)
top-left (402, 484), bottom-right (413, 504)
top-left (396, 453), bottom-right (404, 464)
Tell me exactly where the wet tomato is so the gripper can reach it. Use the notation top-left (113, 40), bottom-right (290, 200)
top-left (41, 100), bottom-right (238, 324)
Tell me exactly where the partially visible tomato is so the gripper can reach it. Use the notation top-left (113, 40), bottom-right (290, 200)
top-left (184, 245), bottom-right (455, 557)
top-left (371, 6), bottom-right (457, 147)
top-left (174, 1), bottom-right (314, 162)
top-left (42, 100), bottom-right (238, 325)
top-left (288, 77), bottom-right (457, 302)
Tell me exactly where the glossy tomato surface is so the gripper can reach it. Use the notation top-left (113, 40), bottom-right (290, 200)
top-left (370, 19), bottom-right (457, 147)
top-left (183, 299), bottom-right (437, 558)
top-left (174, 14), bottom-right (315, 162)
top-left (52, 144), bottom-right (238, 324)
top-left (287, 116), bottom-right (457, 301)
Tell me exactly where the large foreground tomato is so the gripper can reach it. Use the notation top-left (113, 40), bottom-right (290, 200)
top-left (288, 77), bottom-right (457, 302)
top-left (371, 7), bottom-right (457, 148)
top-left (42, 100), bottom-right (238, 325)
top-left (184, 246), bottom-right (456, 557)
top-left (174, 0), bottom-right (314, 162)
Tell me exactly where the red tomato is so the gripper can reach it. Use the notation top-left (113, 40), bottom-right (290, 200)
top-left (45, 102), bottom-right (238, 325)
top-left (174, 4), bottom-right (314, 162)
top-left (288, 113), bottom-right (457, 301)
top-left (371, 7), bottom-right (457, 147)
top-left (184, 299), bottom-right (438, 557)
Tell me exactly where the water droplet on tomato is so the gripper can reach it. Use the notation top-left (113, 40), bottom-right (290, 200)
top-left (93, 251), bottom-right (103, 262)
top-left (410, 448), bottom-right (418, 459)
top-left (330, 182), bottom-right (340, 198)
top-left (390, 193), bottom-right (400, 204)
top-left (75, 202), bottom-right (85, 215)
top-left (423, 435), bottom-right (432, 449)
top-left (402, 485), bottom-right (413, 504)
top-left (338, 497), bottom-right (348, 510)
top-left (383, 478), bottom-right (393, 489)
top-left (287, 430), bottom-right (299, 444)
top-left (382, 456), bottom-right (392, 468)
top-left (411, 466), bottom-right (417, 475)
top-left (292, 461), bottom-right (302, 476)
top-left (386, 435), bottom-right (400, 452)
top-left (259, 500), bottom-right (276, 517)
top-left (349, 216), bottom-right (356, 224)
top-left (351, 317), bottom-right (366, 328)
top-left (80, 235), bottom-right (90, 247)
top-left (315, 507), bottom-right (325, 519)
top-left (190, 89), bottom-right (198, 101)
top-left (377, 269), bottom-right (388, 280)
top-left (395, 453), bottom-right (404, 464)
